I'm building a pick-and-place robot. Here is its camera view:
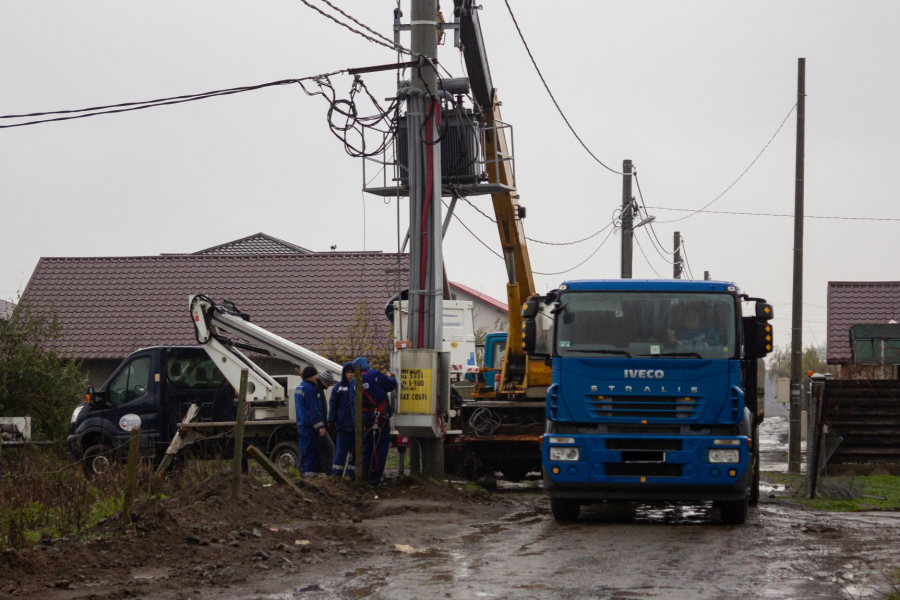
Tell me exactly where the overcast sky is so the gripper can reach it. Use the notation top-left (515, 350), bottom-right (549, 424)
top-left (2, 1), bottom-right (899, 348)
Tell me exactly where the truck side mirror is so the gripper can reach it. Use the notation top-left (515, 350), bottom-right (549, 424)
top-left (743, 317), bottom-right (774, 359)
top-left (755, 302), bottom-right (774, 320)
top-left (521, 298), bottom-right (552, 358)
top-left (86, 385), bottom-right (94, 406)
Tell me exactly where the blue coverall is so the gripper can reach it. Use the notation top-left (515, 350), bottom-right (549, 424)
top-left (347, 364), bottom-right (397, 485)
top-left (328, 363), bottom-right (356, 477)
top-left (295, 380), bottom-right (325, 477)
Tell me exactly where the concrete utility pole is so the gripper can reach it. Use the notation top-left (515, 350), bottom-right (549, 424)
top-left (704, 271), bottom-right (710, 281)
top-left (788, 58), bottom-right (806, 474)
top-left (673, 231), bottom-right (683, 279)
top-left (620, 160), bottom-right (633, 279)
top-left (406, 0), bottom-right (444, 477)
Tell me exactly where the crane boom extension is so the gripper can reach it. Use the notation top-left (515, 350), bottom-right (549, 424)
top-left (455, 0), bottom-right (547, 395)
top-left (190, 295), bottom-right (342, 407)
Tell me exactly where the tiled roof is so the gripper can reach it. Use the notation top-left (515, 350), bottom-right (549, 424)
top-left (192, 233), bottom-right (311, 255)
top-left (21, 253), bottom-right (408, 360)
top-left (449, 281), bottom-right (508, 313)
top-left (0, 299), bottom-right (14, 320)
top-left (827, 281), bottom-right (900, 363)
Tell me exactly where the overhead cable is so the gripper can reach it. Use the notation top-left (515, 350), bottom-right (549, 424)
top-left (0, 71), bottom-right (347, 129)
top-left (457, 194), bottom-right (613, 246)
top-left (633, 172), bottom-right (675, 255)
top-left (633, 234), bottom-right (665, 279)
top-left (647, 206), bottom-right (900, 222)
top-left (298, 0), bottom-right (409, 55)
top-left (651, 103), bottom-right (798, 224)
top-left (503, 0), bottom-right (625, 176)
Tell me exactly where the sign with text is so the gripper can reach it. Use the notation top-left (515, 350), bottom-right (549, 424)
top-left (400, 368), bottom-right (432, 414)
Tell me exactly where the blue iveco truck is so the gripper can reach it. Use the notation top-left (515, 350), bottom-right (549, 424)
top-left (520, 280), bottom-right (773, 524)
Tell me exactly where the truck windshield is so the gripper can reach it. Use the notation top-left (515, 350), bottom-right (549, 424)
top-left (556, 292), bottom-right (737, 359)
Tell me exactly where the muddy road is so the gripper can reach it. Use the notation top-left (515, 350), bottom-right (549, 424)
top-left (4, 417), bottom-right (899, 599)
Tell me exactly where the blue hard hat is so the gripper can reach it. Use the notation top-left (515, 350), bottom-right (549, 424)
top-left (352, 357), bottom-right (371, 371)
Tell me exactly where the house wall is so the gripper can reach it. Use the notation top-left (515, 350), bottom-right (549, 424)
top-left (450, 289), bottom-right (508, 335)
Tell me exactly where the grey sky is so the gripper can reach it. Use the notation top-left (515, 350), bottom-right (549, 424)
top-left (2, 1), bottom-right (899, 348)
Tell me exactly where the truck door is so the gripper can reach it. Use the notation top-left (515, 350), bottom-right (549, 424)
top-left (102, 352), bottom-right (161, 456)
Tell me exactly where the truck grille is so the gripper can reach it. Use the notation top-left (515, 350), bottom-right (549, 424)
top-left (606, 439), bottom-right (682, 451)
top-left (588, 396), bottom-right (699, 419)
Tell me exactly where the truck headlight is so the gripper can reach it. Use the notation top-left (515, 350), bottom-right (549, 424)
top-left (549, 447), bottom-right (580, 462)
top-left (708, 449), bottom-right (739, 463)
top-left (71, 405), bottom-right (84, 424)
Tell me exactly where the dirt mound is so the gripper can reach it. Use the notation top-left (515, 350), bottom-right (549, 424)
top-left (0, 471), bottom-right (499, 598)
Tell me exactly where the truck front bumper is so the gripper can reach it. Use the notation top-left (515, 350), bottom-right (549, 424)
top-left (542, 433), bottom-right (751, 502)
top-left (66, 434), bottom-right (82, 460)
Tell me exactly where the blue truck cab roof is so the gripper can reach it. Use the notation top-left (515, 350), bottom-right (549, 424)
top-left (559, 279), bottom-right (740, 294)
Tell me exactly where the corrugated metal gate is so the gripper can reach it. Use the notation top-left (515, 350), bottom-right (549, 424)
top-left (822, 379), bottom-right (900, 475)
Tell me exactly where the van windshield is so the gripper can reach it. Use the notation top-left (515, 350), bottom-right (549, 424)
top-left (555, 291), bottom-right (737, 360)
top-left (165, 352), bottom-right (227, 389)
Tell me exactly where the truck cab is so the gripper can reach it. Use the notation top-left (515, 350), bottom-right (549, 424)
top-left (522, 280), bottom-right (773, 524)
top-left (68, 346), bottom-right (235, 477)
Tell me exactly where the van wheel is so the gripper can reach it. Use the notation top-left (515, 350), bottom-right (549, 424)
top-left (82, 443), bottom-right (113, 479)
top-left (270, 441), bottom-right (299, 474)
top-left (550, 498), bottom-right (580, 522)
top-left (720, 497), bottom-right (748, 525)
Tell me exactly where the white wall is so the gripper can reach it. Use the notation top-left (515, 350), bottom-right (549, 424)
top-left (451, 288), bottom-right (508, 335)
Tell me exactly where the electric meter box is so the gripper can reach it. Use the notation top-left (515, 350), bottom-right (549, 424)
top-left (393, 349), bottom-right (450, 438)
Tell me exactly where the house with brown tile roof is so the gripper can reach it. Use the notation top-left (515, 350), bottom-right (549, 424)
top-left (22, 247), bottom-right (408, 386)
top-left (192, 232), bottom-right (312, 255)
top-left (827, 281), bottom-right (900, 376)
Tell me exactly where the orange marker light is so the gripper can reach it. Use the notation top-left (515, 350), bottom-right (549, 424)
top-left (807, 370), bottom-right (813, 377)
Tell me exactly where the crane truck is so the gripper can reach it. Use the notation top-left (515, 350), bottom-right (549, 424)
top-left (521, 280), bottom-right (774, 524)
top-left (68, 295), bottom-right (348, 477)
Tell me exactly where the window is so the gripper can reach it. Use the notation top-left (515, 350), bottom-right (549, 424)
top-left (165, 353), bottom-right (226, 390)
top-left (555, 292), bottom-right (737, 360)
top-left (108, 356), bottom-right (151, 406)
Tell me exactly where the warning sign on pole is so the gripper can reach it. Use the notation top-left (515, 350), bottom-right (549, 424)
top-left (400, 368), bottom-right (432, 414)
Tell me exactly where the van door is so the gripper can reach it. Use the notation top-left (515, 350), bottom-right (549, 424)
top-left (102, 352), bottom-right (161, 456)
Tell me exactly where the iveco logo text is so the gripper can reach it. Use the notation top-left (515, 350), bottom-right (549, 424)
top-left (624, 369), bottom-right (664, 379)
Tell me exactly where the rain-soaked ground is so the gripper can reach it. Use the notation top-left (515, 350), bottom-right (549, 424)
top-left (221, 417), bottom-right (899, 600)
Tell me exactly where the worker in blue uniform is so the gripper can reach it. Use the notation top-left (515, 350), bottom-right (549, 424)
top-left (295, 366), bottom-right (326, 477)
top-left (347, 357), bottom-right (397, 485)
top-left (328, 362), bottom-right (356, 477)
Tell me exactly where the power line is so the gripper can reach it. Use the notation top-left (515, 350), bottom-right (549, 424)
top-left (318, 0), bottom-right (396, 46)
top-left (0, 71), bottom-right (347, 129)
top-left (651, 103), bottom-right (797, 224)
top-left (681, 237), bottom-right (696, 279)
top-left (456, 195), bottom-right (612, 246)
top-left (633, 172), bottom-right (675, 256)
top-left (647, 206), bottom-right (900, 222)
top-left (502, 0), bottom-right (624, 176)
top-left (298, 0), bottom-right (409, 55)
top-left (633, 234), bottom-right (665, 279)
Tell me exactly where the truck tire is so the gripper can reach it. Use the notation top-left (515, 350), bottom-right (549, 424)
top-left (720, 497), bottom-right (748, 525)
top-left (270, 441), bottom-right (300, 474)
top-left (82, 443), bottom-right (113, 479)
top-left (501, 467), bottom-right (530, 482)
top-left (550, 498), bottom-right (580, 522)
top-left (749, 423), bottom-right (760, 507)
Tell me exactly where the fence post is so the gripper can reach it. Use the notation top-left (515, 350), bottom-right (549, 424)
top-left (121, 426), bottom-right (141, 532)
top-left (809, 376), bottom-right (827, 499)
top-left (354, 365), bottom-right (364, 482)
top-left (232, 369), bottom-right (249, 501)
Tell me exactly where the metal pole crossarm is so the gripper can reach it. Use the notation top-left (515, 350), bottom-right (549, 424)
top-left (348, 60), bottom-right (431, 76)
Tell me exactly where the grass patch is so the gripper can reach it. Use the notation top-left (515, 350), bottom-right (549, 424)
top-left (764, 472), bottom-right (900, 511)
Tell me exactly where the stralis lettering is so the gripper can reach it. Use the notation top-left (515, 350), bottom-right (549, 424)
top-left (624, 369), bottom-right (665, 379)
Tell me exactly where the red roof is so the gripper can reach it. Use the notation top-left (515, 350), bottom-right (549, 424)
top-left (22, 253), bottom-right (408, 360)
top-left (449, 281), bottom-right (508, 313)
top-left (827, 281), bottom-right (900, 364)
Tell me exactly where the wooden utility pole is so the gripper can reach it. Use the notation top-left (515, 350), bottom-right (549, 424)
top-left (121, 426), bottom-right (141, 532)
top-left (232, 369), bottom-right (248, 500)
top-left (354, 365), bottom-right (364, 482)
top-left (789, 58), bottom-right (806, 474)
top-left (673, 231), bottom-right (683, 279)
top-left (620, 160), bottom-right (633, 279)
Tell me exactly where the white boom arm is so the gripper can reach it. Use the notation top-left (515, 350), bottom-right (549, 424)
top-left (189, 295), bottom-right (342, 407)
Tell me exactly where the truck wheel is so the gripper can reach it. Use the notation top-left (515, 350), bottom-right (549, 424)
top-left (82, 443), bottom-right (113, 479)
top-left (720, 497), bottom-right (748, 525)
top-left (270, 441), bottom-right (299, 474)
top-left (501, 468), bottom-right (529, 482)
top-left (550, 498), bottom-right (580, 522)
top-left (749, 424), bottom-right (761, 507)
